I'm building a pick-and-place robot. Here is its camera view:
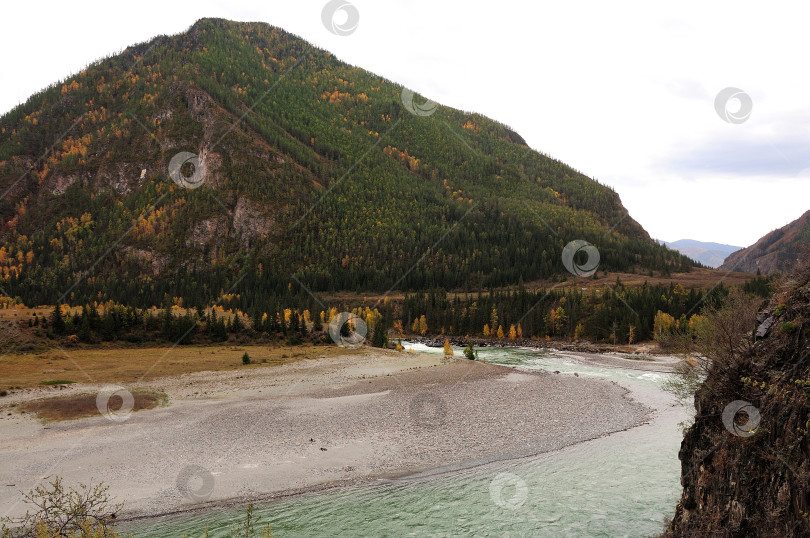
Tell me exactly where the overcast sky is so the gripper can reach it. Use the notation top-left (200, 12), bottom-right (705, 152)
top-left (1, 1), bottom-right (806, 247)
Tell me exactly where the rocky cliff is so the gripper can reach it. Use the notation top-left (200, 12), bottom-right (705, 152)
top-left (666, 261), bottom-right (810, 536)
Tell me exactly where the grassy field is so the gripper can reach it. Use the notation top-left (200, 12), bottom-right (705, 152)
top-left (0, 344), bottom-right (355, 390)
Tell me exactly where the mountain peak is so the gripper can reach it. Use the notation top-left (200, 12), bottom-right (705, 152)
top-left (0, 19), bottom-right (693, 308)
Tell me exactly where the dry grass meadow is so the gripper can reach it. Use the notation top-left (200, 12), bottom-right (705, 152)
top-left (0, 343), bottom-right (355, 390)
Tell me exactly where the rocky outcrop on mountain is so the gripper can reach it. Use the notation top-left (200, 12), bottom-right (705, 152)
top-left (665, 261), bottom-right (810, 537)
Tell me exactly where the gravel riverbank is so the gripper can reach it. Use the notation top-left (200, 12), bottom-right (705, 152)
top-left (0, 348), bottom-right (651, 522)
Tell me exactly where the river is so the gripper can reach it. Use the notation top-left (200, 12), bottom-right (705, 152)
top-left (122, 344), bottom-right (688, 537)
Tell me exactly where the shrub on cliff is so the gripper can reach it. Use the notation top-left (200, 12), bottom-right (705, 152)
top-left (663, 289), bottom-right (760, 405)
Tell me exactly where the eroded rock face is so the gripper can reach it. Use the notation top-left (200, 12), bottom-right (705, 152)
top-left (187, 215), bottom-right (229, 247)
top-left (664, 267), bottom-right (810, 537)
top-left (50, 174), bottom-right (77, 195)
top-left (96, 162), bottom-right (148, 195)
top-left (232, 196), bottom-right (273, 248)
top-left (121, 247), bottom-right (170, 276)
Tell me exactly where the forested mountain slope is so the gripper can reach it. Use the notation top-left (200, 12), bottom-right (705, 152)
top-left (0, 18), bottom-right (692, 311)
top-left (720, 211), bottom-right (810, 275)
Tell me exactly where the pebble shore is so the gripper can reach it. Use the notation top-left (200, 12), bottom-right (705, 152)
top-left (0, 348), bottom-right (651, 521)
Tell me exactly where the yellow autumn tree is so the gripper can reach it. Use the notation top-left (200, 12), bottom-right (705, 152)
top-left (547, 306), bottom-right (567, 337)
top-left (508, 324), bottom-right (517, 340)
top-left (497, 325), bottom-right (504, 339)
top-left (653, 310), bottom-right (676, 343)
top-left (483, 323), bottom-right (491, 337)
top-left (517, 323), bottom-right (523, 338)
top-left (418, 315), bottom-right (428, 336)
top-left (443, 339), bottom-right (454, 356)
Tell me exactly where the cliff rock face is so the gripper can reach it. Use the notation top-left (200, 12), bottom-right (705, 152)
top-left (666, 263), bottom-right (810, 536)
top-left (720, 211), bottom-right (810, 275)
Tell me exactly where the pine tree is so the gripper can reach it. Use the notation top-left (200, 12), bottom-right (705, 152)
top-left (214, 313), bottom-right (228, 341)
top-left (162, 305), bottom-right (173, 339)
top-left (78, 311), bottom-right (92, 343)
top-left (89, 303), bottom-right (101, 331)
top-left (289, 311), bottom-right (301, 334)
top-left (52, 304), bottom-right (65, 335)
top-left (371, 322), bottom-right (387, 348)
top-left (102, 311), bottom-right (116, 341)
top-left (209, 309), bottom-right (218, 334)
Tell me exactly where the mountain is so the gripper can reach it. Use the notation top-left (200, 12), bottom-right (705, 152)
top-left (661, 239), bottom-right (741, 268)
top-left (665, 262), bottom-right (810, 536)
top-left (0, 18), bottom-right (693, 311)
top-left (719, 211), bottom-right (810, 274)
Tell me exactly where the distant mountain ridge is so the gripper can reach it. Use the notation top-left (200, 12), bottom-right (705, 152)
top-left (660, 239), bottom-right (741, 268)
top-left (720, 210), bottom-right (810, 274)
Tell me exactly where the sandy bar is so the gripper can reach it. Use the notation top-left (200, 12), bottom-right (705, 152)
top-left (0, 348), bottom-right (650, 521)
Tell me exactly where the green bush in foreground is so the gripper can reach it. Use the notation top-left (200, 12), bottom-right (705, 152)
top-left (0, 477), bottom-right (122, 537)
top-left (242, 352), bottom-right (251, 365)
top-left (1, 477), bottom-right (273, 537)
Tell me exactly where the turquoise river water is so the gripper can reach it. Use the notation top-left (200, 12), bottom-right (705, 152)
top-left (121, 344), bottom-right (688, 537)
